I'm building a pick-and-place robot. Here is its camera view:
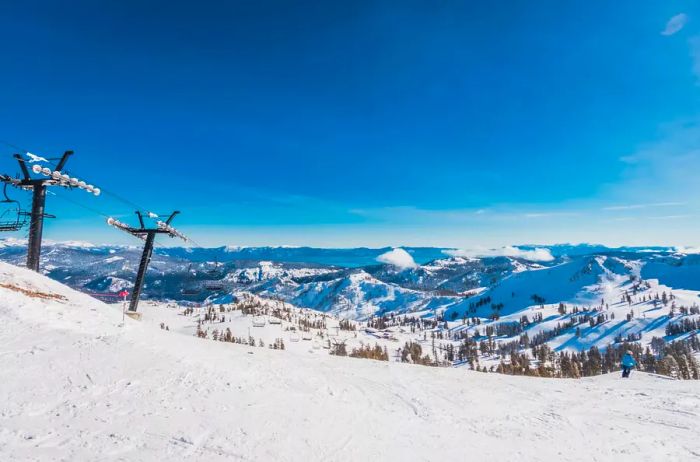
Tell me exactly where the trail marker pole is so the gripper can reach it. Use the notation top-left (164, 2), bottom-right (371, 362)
top-left (119, 290), bottom-right (129, 324)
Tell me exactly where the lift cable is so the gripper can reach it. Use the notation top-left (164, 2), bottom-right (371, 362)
top-left (47, 190), bottom-right (171, 250)
top-left (1, 142), bottom-right (204, 247)
top-left (1, 142), bottom-right (151, 216)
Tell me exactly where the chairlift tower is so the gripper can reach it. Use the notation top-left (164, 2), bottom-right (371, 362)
top-left (106, 211), bottom-right (188, 312)
top-left (0, 151), bottom-right (101, 271)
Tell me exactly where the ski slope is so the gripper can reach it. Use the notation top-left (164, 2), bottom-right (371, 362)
top-left (1, 262), bottom-right (699, 461)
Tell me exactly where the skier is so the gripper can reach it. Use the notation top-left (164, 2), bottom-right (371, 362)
top-left (621, 351), bottom-right (637, 378)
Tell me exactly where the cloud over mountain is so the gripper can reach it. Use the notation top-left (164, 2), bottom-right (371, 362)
top-left (446, 246), bottom-right (555, 262)
top-left (376, 248), bottom-right (418, 269)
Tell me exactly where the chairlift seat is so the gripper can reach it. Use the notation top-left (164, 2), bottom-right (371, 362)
top-left (0, 185), bottom-right (29, 232)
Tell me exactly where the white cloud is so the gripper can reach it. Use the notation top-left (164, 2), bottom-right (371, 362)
top-left (607, 120), bottom-right (700, 204)
top-left (349, 206), bottom-right (489, 223)
top-left (647, 214), bottom-right (691, 220)
top-left (674, 246), bottom-right (700, 254)
top-left (376, 248), bottom-right (418, 269)
top-left (661, 13), bottom-right (688, 36)
top-left (659, 13), bottom-right (700, 83)
top-left (602, 202), bottom-right (686, 211)
top-left (445, 246), bottom-right (554, 262)
top-left (523, 212), bottom-right (580, 218)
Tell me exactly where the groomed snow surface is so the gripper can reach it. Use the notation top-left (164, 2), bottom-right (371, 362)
top-left (1, 262), bottom-right (699, 461)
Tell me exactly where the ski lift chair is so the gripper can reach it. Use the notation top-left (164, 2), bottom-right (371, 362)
top-left (180, 264), bottom-right (203, 295)
top-left (0, 184), bottom-right (28, 232)
top-left (207, 258), bottom-right (225, 278)
top-left (201, 258), bottom-right (227, 292)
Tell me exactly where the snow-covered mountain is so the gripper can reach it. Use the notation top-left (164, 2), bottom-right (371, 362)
top-left (153, 244), bottom-right (448, 267)
top-left (223, 260), bottom-right (336, 285)
top-left (365, 255), bottom-right (545, 292)
top-left (1, 241), bottom-right (699, 353)
top-left (255, 270), bottom-right (431, 319)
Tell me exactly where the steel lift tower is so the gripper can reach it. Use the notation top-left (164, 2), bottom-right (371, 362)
top-left (0, 151), bottom-right (100, 271)
top-left (107, 211), bottom-right (188, 313)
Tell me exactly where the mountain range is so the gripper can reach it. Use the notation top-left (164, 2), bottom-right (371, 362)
top-left (1, 240), bottom-right (698, 321)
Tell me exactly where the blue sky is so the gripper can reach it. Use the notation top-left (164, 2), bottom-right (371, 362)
top-left (1, 1), bottom-right (700, 248)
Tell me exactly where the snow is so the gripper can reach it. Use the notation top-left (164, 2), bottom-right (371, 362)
top-left (84, 275), bottom-right (134, 292)
top-left (439, 255), bottom-right (700, 363)
top-left (224, 261), bottom-right (333, 284)
top-left (103, 256), bottom-right (125, 264)
top-left (25, 152), bottom-right (49, 163)
top-left (1, 261), bottom-right (699, 461)
top-left (1, 241), bottom-right (696, 368)
top-left (281, 270), bottom-right (428, 319)
top-left (196, 252), bottom-right (700, 364)
top-left (48, 240), bottom-right (97, 249)
top-left (0, 237), bottom-right (27, 248)
top-left (422, 255), bottom-right (477, 269)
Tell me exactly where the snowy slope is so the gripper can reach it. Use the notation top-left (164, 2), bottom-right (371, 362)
top-left (445, 256), bottom-right (611, 318)
top-left (224, 260), bottom-right (335, 284)
top-left (439, 255), bottom-right (700, 360)
top-left (1, 261), bottom-right (699, 461)
top-left (254, 270), bottom-right (435, 319)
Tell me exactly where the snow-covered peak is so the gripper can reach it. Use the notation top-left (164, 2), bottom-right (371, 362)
top-left (0, 237), bottom-right (27, 248)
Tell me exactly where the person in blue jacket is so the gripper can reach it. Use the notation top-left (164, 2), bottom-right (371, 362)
top-left (621, 351), bottom-right (637, 378)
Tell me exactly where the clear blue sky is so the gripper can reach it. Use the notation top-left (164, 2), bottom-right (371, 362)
top-left (1, 1), bottom-right (699, 248)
